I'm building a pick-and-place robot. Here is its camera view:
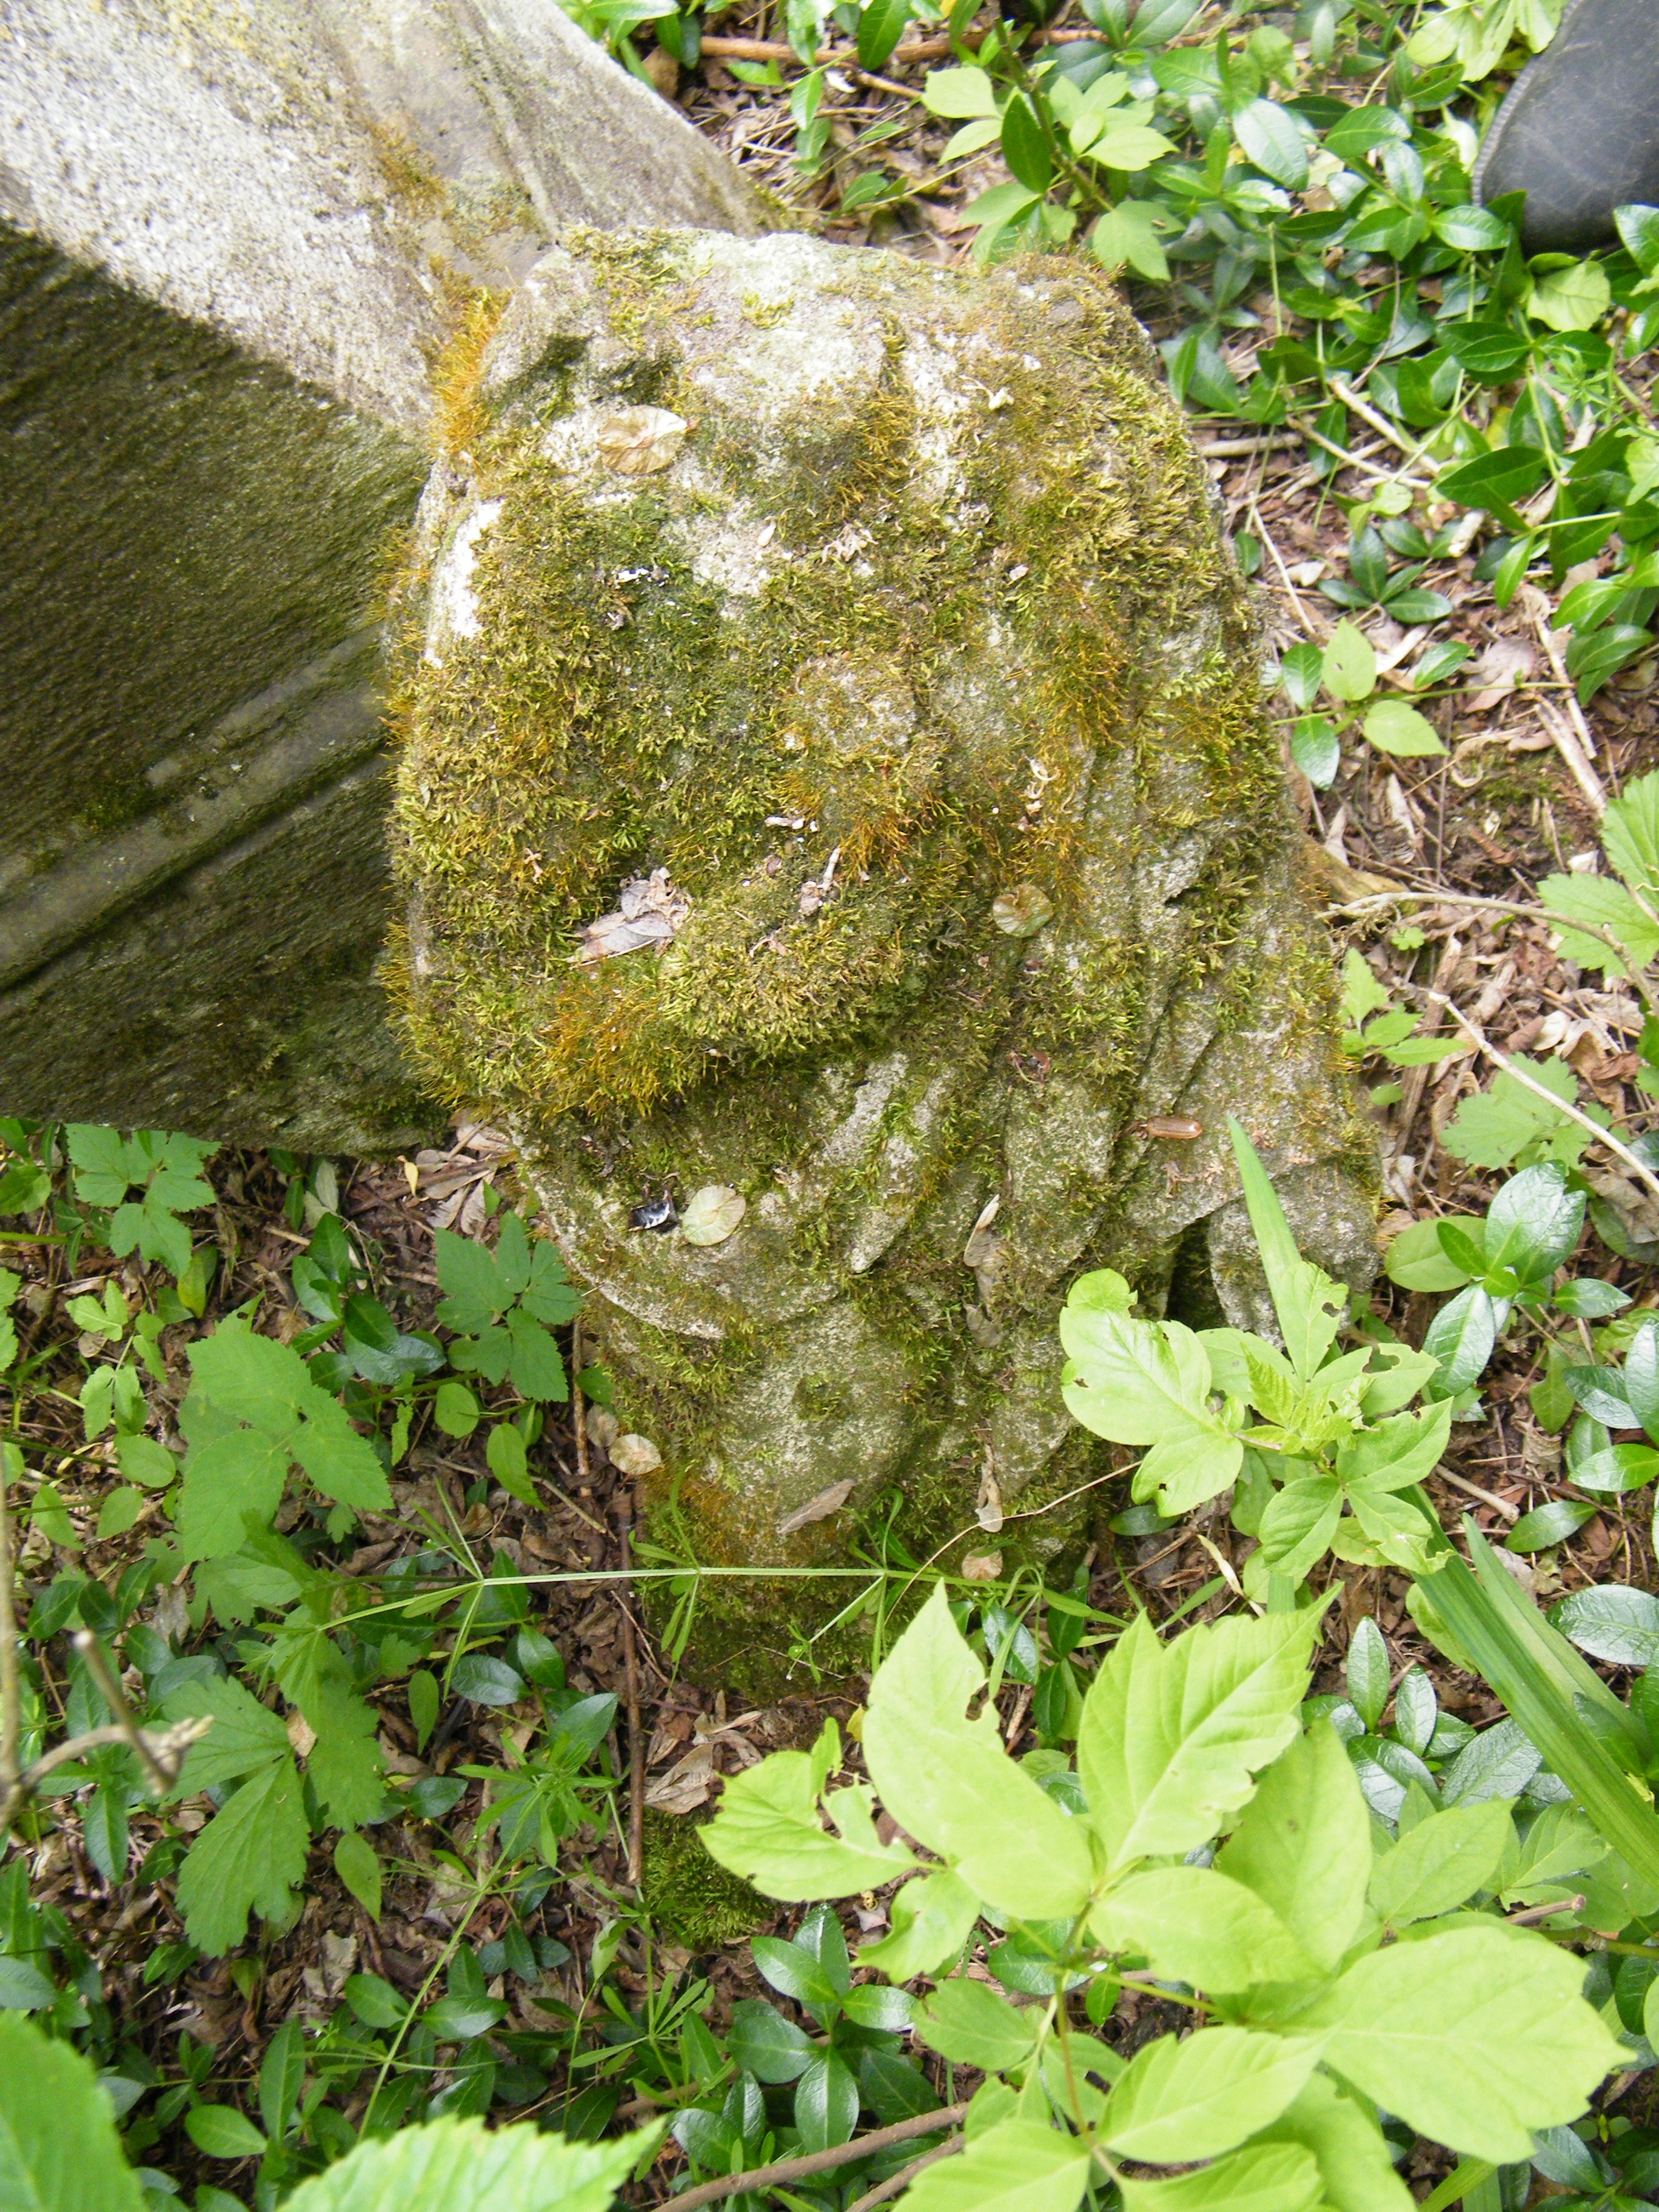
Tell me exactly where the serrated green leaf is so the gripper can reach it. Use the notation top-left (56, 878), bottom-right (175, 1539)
top-left (1101, 2029), bottom-right (1324, 2163)
top-left (861, 1586), bottom-right (1093, 1918)
top-left (859, 1868), bottom-right (980, 1979)
top-left (174, 1755), bottom-right (309, 1956)
top-left (1078, 1610), bottom-right (1318, 1868)
top-left (1296, 1922), bottom-right (1624, 2159)
top-left (1541, 871), bottom-right (1659, 974)
top-left (913, 1980), bottom-right (1036, 2071)
top-left (1443, 1054), bottom-right (1589, 1171)
top-left (434, 1230), bottom-right (507, 1333)
top-left (280, 2116), bottom-right (660, 2212)
top-left (0, 2014), bottom-right (144, 2211)
top-left (1060, 1294), bottom-right (1241, 1513)
top-left (1214, 1721), bottom-right (1370, 1974)
top-left (166, 1672), bottom-right (290, 1789)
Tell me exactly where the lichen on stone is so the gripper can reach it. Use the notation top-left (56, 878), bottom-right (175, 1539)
top-left (390, 227), bottom-right (1378, 1617)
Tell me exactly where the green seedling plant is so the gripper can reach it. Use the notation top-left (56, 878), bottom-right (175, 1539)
top-left (1063, 1117), bottom-right (1452, 1600)
top-left (697, 1583), bottom-right (1623, 2208)
top-left (1278, 617), bottom-right (1451, 789)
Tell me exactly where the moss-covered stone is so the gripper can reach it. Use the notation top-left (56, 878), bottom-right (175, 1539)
top-left (640, 1808), bottom-right (773, 1950)
top-left (393, 228), bottom-right (1379, 1595)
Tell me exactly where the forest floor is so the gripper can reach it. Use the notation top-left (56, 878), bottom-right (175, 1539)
top-left (8, 19), bottom-right (1659, 2203)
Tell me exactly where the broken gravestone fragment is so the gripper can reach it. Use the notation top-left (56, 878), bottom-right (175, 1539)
top-left (394, 228), bottom-right (1379, 1607)
top-left (0, 1), bottom-right (765, 1148)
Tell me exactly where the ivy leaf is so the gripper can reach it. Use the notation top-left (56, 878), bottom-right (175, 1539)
top-left (860, 1585), bottom-right (1093, 1919)
top-left (1296, 1923), bottom-right (1625, 2160)
top-left (1078, 1609), bottom-right (1318, 1869)
top-left (1099, 2029), bottom-right (1324, 2163)
top-left (0, 2013), bottom-right (144, 2212)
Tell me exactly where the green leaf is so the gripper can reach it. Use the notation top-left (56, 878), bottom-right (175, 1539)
top-left (1321, 620), bottom-right (1376, 702)
top-left (1077, 1609), bottom-right (1318, 1868)
top-left (306, 1678), bottom-right (387, 1830)
top-left (857, 0), bottom-right (910, 70)
top-left (1345, 1617), bottom-right (1388, 1729)
top-left (913, 1979), bottom-right (1036, 2072)
top-left (727, 1999), bottom-right (814, 2082)
top-left (1540, 870), bottom-right (1659, 974)
top-left (1438, 446), bottom-right (1549, 517)
top-left (1248, 2073), bottom-right (1413, 2212)
top-left (859, 1868), bottom-right (980, 1979)
top-left (1550, 1583), bottom-right (1659, 1664)
top-left (186, 2105), bottom-right (269, 2159)
top-left (1085, 121), bottom-right (1178, 170)
top-left (1117, 2146), bottom-right (1322, 2212)
top-left (1256, 1478), bottom-right (1341, 1582)
top-left (700, 1745), bottom-right (916, 1900)
top-left (1529, 258), bottom-right (1612, 332)
top-left (1091, 199), bottom-right (1170, 280)
top-left (900, 2122), bottom-right (1090, 2212)
top-left (260, 2017), bottom-right (307, 2143)
top-left (175, 1755), bottom-right (309, 1955)
top-left (861, 1585), bottom-right (1094, 1919)
top-left (1289, 715), bottom-right (1340, 788)
top-left (920, 64), bottom-right (999, 116)
top-left (1433, 203), bottom-right (1514, 250)
top-left (1507, 1498), bottom-right (1600, 1551)
top-left (1061, 1291), bottom-right (1242, 1513)
top-left (960, 180), bottom-right (1041, 230)
top-left (1363, 699), bottom-right (1447, 757)
top-left (1214, 1721), bottom-right (1370, 1974)
top-left (0, 1958), bottom-right (56, 2009)
top-left (1000, 93), bottom-right (1052, 193)
top-left (752, 1935), bottom-right (843, 2009)
top-left (345, 1974), bottom-right (409, 2031)
top-left (0, 2013), bottom-right (144, 2211)
top-left (280, 2116), bottom-right (660, 2212)
top-left (1442, 1053), bottom-right (1587, 1171)
top-left (504, 1310), bottom-right (568, 1402)
top-left (1367, 1801), bottom-right (1512, 1923)
top-left (794, 2053), bottom-right (859, 2153)
top-left (1101, 2028), bottom-right (1324, 2163)
top-left (434, 1381), bottom-right (480, 1438)
top-left (1091, 1865), bottom-right (1315, 1991)
top-left (166, 1672), bottom-right (290, 1789)
top-left (1422, 1283), bottom-right (1496, 1394)
top-left (1296, 1922), bottom-right (1624, 2160)
top-left (1227, 1122), bottom-right (1345, 1379)
top-left (1232, 98), bottom-right (1307, 189)
top-left (1601, 768), bottom-right (1659, 905)
top-left (334, 1831), bottom-right (383, 1922)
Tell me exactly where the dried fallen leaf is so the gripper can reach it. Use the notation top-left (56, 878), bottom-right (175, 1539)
top-left (962, 1550), bottom-right (1003, 1582)
top-left (596, 406), bottom-right (689, 476)
top-left (577, 867), bottom-right (692, 964)
top-left (991, 882), bottom-right (1054, 937)
top-left (777, 1478), bottom-right (854, 1537)
top-left (681, 1184), bottom-right (746, 1247)
top-left (976, 1456), bottom-right (1004, 1535)
top-left (963, 1194), bottom-right (1000, 1269)
top-left (608, 1432), bottom-right (663, 1477)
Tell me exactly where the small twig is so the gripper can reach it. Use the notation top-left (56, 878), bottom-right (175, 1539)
top-left (1535, 692), bottom-right (1607, 819)
top-left (1247, 495), bottom-right (1329, 642)
top-left (0, 1458), bottom-right (20, 1795)
top-left (72, 1629), bottom-right (172, 1795)
top-left (616, 1502), bottom-right (646, 1891)
top-left (1428, 992), bottom-right (1659, 1205)
top-left (846, 2139), bottom-right (964, 2212)
top-left (1197, 434), bottom-right (1302, 458)
top-left (0, 1716), bottom-right (213, 1845)
top-left (1506, 1894), bottom-right (1585, 1925)
top-left (1530, 602), bottom-right (1604, 765)
top-left (1327, 374), bottom-right (1429, 464)
top-left (660, 2106), bottom-right (970, 2212)
top-left (1434, 1466), bottom-right (1519, 1523)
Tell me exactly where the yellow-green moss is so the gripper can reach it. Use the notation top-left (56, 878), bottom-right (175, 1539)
top-left (640, 1809), bottom-right (773, 1949)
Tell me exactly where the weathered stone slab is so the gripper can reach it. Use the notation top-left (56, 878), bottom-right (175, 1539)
top-left (0, 1), bottom-right (766, 1146)
top-left (394, 229), bottom-right (1379, 1584)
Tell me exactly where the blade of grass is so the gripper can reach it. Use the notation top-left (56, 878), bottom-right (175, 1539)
top-left (1413, 1519), bottom-right (1659, 1886)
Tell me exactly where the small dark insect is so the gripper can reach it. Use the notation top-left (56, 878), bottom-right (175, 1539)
top-left (1134, 1116), bottom-right (1204, 1141)
top-left (629, 1191), bottom-right (679, 1232)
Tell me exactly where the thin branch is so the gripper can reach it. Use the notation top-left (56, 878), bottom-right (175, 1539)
top-left (0, 1458), bottom-right (19, 1794)
top-left (0, 1716), bottom-right (212, 1845)
top-left (72, 1629), bottom-right (172, 1795)
top-left (1427, 991), bottom-right (1659, 1205)
top-left (846, 2140), bottom-right (964, 2212)
top-left (1330, 886), bottom-right (1659, 1021)
top-left (660, 2104), bottom-right (970, 2212)
top-left (1506, 1894), bottom-right (1585, 1925)
top-left (1535, 693), bottom-right (1607, 819)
